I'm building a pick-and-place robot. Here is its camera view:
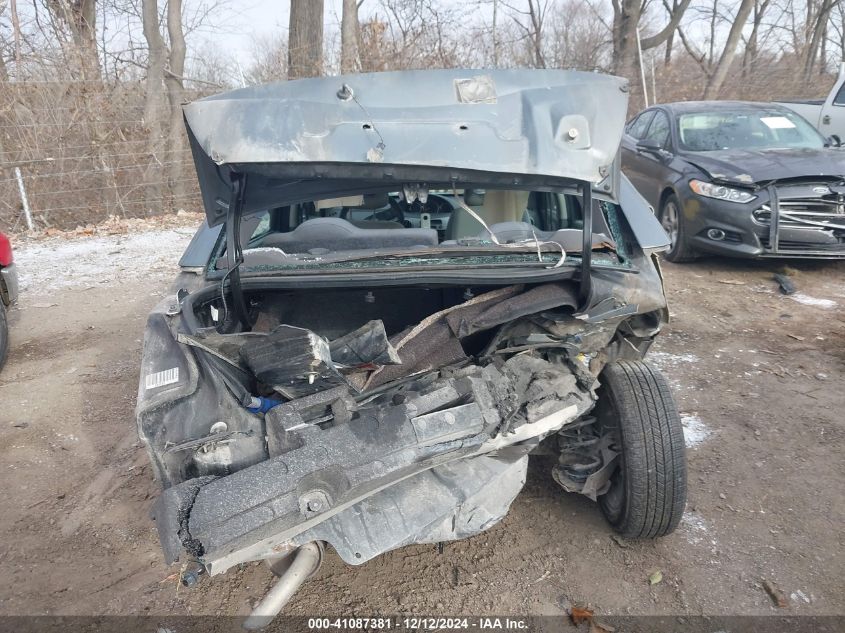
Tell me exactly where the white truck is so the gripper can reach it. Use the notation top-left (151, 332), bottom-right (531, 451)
top-left (776, 63), bottom-right (845, 142)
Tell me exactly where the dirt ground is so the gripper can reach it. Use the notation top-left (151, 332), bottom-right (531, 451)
top-left (0, 228), bottom-right (843, 624)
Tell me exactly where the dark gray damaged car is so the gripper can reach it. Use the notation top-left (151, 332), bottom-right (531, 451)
top-left (136, 69), bottom-right (687, 626)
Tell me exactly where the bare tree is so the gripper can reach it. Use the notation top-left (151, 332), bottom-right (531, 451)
top-left (288, 0), bottom-right (324, 79)
top-left (45, 0), bottom-right (100, 79)
top-left (610, 0), bottom-right (692, 75)
top-left (702, 0), bottom-right (755, 98)
top-left (141, 0), bottom-right (187, 207)
top-left (10, 0), bottom-right (23, 68)
top-left (503, 0), bottom-right (550, 69)
top-left (341, 0), bottom-right (360, 74)
top-left (547, 0), bottom-right (611, 70)
top-left (245, 33), bottom-right (288, 84)
top-left (142, 0), bottom-right (166, 137)
top-left (742, 0), bottom-right (772, 80)
top-left (830, 0), bottom-right (845, 63)
top-left (356, 1), bottom-right (466, 72)
top-left (802, 0), bottom-right (838, 81)
top-left (165, 0), bottom-right (186, 200)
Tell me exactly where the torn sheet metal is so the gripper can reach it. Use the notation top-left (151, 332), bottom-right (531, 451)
top-left (240, 325), bottom-right (344, 397)
top-left (176, 330), bottom-right (265, 368)
top-left (180, 319), bottom-right (402, 397)
top-left (328, 320), bottom-right (401, 368)
top-left (288, 454), bottom-right (527, 565)
top-left (152, 353), bottom-right (595, 573)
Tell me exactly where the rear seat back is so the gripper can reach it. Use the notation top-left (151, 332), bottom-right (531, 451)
top-left (482, 221), bottom-right (554, 243)
top-left (260, 218), bottom-right (438, 253)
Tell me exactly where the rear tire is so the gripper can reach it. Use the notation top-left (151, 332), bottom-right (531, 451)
top-left (0, 300), bottom-right (8, 371)
top-left (596, 361), bottom-right (687, 539)
top-left (660, 194), bottom-right (697, 263)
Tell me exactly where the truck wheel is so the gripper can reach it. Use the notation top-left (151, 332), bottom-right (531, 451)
top-left (596, 361), bottom-right (686, 538)
top-left (660, 194), bottom-right (697, 263)
top-left (0, 300), bottom-right (8, 371)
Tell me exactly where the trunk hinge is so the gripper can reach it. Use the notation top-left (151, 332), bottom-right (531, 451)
top-left (579, 181), bottom-right (593, 308)
top-left (224, 172), bottom-right (253, 330)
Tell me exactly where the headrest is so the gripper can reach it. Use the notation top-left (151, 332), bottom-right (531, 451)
top-left (464, 189), bottom-right (486, 206)
top-left (360, 192), bottom-right (390, 209)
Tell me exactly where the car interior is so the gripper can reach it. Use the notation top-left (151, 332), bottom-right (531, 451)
top-left (233, 188), bottom-right (608, 259)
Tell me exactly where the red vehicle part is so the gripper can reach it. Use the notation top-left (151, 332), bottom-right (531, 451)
top-left (0, 233), bottom-right (12, 267)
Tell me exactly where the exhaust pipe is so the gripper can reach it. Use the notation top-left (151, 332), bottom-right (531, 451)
top-left (243, 542), bottom-right (323, 630)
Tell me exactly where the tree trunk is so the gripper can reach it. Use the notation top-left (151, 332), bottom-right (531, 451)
top-left (611, 0), bottom-right (641, 75)
top-left (802, 0), bottom-right (835, 82)
top-left (703, 0), bottom-right (755, 99)
top-left (664, 29), bottom-right (675, 65)
top-left (742, 1), bottom-right (762, 87)
top-left (492, 0), bottom-right (499, 67)
top-left (527, 0), bottom-right (546, 68)
top-left (661, 0), bottom-right (682, 65)
top-left (47, 0), bottom-right (100, 80)
top-left (288, 0), bottom-right (324, 79)
top-left (165, 0), bottom-right (187, 205)
top-left (613, 0), bottom-right (691, 76)
top-left (341, 0), bottom-right (359, 74)
top-left (10, 0), bottom-right (22, 70)
top-left (142, 0), bottom-right (167, 212)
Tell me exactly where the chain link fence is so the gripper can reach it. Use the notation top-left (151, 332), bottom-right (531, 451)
top-left (0, 80), bottom-right (204, 234)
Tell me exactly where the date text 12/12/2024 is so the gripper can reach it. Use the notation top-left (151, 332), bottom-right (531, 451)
top-left (307, 617), bottom-right (531, 630)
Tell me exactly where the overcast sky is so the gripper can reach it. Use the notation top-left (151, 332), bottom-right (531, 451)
top-left (222, 0), bottom-right (499, 68)
top-left (227, 0), bottom-right (357, 63)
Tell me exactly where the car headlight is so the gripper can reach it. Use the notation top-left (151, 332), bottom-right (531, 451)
top-left (689, 179), bottom-right (756, 204)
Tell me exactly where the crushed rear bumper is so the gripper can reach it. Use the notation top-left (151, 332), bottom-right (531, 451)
top-left (151, 354), bottom-right (594, 575)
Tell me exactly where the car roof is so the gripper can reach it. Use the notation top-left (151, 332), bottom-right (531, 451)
top-left (652, 101), bottom-right (793, 115)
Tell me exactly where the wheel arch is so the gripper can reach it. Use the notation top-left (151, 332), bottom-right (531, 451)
top-left (0, 268), bottom-right (9, 307)
top-left (658, 187), bottom-right (678, 213)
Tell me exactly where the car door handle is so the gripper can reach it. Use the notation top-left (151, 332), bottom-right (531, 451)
top-left (823, 114), bottom-right (831, 124)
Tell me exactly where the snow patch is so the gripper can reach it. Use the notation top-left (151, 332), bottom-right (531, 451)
top-left (791, 590), bottom-right (811, 604)
top-left (648, 351), bottom-right (700, 369)
top-left (647, 351), bottom-right (699, 391)
top-left (680, 511), bottom-right (709, 545)
top-left (14, 228), bottom-right (195, 295)
top-left (681, 413), bottom-right (710, 448)
top-left (789, 293), bottom-right (836, 309)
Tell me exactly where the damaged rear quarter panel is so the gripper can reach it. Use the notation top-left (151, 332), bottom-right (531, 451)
top-left (148, 267), bottom-right (667, 571)
top-left (145, 226), bottom-right (668, 572)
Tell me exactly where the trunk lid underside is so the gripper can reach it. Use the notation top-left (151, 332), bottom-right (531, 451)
top-left (182, 69), bottom-right (629, 225)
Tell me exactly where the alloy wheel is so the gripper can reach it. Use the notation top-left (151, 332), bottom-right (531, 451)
top-left (661, 201), bottom-right (680, 249)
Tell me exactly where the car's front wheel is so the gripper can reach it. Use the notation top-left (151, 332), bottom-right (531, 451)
top-left (596, 360), bottom-right (687, 539)
top-left (0, 300), bottom-right (8, 371)
top-left (660, 194), bottom-right (697, 263)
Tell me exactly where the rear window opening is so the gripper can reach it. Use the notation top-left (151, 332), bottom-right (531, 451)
top-left (214, 185), bottom-right (623, 272)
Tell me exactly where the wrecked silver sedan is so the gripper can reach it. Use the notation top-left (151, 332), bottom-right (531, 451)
top-left (136, 70), bottom-right (687, 625)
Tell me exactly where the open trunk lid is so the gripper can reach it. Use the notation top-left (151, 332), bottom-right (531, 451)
top-left (182, 69), bottom-right (630, 226)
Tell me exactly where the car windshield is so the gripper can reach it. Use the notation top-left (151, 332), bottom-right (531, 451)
top-left (221, 185), bottom-right (625, 273)
top-left (677, 109), bottom-right (825, 152)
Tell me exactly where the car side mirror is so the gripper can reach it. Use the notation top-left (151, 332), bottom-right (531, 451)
top-left (827, 135), bottom-right (841, 148)
top-left (636, 138), bottom-right (663, 154)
